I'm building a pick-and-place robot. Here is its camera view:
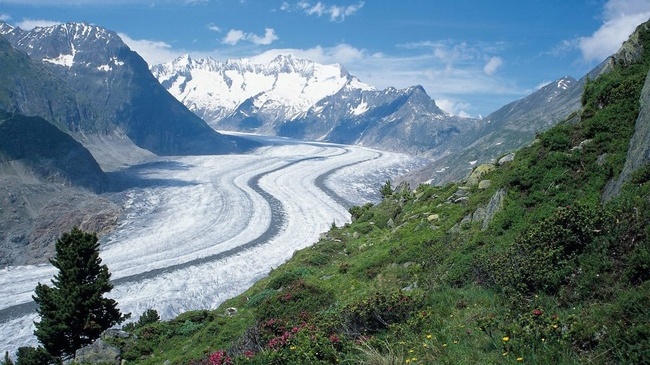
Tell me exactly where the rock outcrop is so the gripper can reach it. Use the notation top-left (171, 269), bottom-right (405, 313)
top-left (603, 66), bottom-right (650, 201)
top-left (74, 339), bottom-right (121, 365)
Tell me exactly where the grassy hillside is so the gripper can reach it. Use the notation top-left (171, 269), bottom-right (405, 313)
top-left (100, 23), bottom-right (650, 365)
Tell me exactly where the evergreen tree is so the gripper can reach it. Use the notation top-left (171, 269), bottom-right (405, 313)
top-left (32, 228), bottom-right (125, 359)
top-left (137, 308), bottom-right (161, 327)
top-left (3, 351), bottom-right (14, 365)
top-left (380, 180), bottom-right (393, 198)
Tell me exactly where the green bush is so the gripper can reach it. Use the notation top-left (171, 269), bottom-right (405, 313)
top-left (492, 204), bottom-right (610, 295)
top-left (256, 280), bottom-right (334, 321)
top-left (341, 291), bottom-right (423, 338)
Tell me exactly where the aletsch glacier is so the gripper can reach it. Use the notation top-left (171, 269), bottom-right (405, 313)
top-left (0, 137), bottom-right (424, 352)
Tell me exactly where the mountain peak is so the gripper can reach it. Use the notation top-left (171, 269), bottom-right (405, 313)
top-left (0, 20), bottom-right (127, 69)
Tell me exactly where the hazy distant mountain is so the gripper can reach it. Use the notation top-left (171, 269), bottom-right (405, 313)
top-left (402, 63), bottom-right (609, 185)
top-left (153, 54), bottom-right (475, 154)
top-left (0, 21), bottom-right (249, 157)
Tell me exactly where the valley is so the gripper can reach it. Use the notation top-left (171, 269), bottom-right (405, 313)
top-left (0, 136), bottom-right (424, 353)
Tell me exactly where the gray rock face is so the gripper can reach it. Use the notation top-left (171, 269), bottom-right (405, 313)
top-left (0, 172), bottom-right (119, 268)
top-left (448, 188), bottom-right (506, 233)
top-left (74, 339), bottom-right (121, 365)
top-left (603, 66), bottom-right (650, 201)
top-left (482, 188), bottom-right (506, 230)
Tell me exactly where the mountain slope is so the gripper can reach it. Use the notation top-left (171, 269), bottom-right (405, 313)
top-left (0, 35), bottom-right (80, 132)
top-left (153, 55), bottom-right (475, 154)
top-left (0, 110), bottom-right (107, 191)
top-left (0, 111), bottom-right (119, 268)
top-left (0, 21), bottom-right (249, 156)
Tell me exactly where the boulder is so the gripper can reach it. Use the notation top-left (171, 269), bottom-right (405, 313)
top-left (427, 214), bottom-right (439, 221)
top-left (467, 164), bottom-right (496, 186)
top-left (453, 196), bottom-right (470, 204)
top-left (75, 339), bottom-right (121, 365)
top-left (478, 180), bottom-right (491, 190)
top-left (387, 218), bottom-right (395, 228)
top-left (498, 153), bottom-right (516, 165)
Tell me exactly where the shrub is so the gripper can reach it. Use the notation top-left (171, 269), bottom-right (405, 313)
top-left (491, 204), bottom-right (610, 295)
top-left (256, 280), bottom-right (334, 321)
top-left (341, 291), bottom-right (423, 338)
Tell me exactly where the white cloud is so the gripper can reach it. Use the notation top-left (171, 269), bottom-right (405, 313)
top-left (0, 14), bottom-right (11, 21)
top-left (118, 33), bottom-right (180, 66)
top-left (483, 56), bottom-right (503, 75)
top-left (222, 28), bottom-right (278, 46)
top-left (287, 1), bottom-right (364, 22)
top-left (207, 24), bottom-right (221, 32)
top-left (577, 0), bottom-right (650, 62)
top-left (436, 98), bottom-right (471, 117)
top-left (16, 18), bottom-right (61, 30)
top-left (535, 80), bottom-right (552, 90)
top-left (223, 29), bottom-right (246, 45)
top-left (249, 28), bottom-right (279, 45)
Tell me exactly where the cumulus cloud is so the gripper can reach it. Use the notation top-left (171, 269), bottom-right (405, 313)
top-left (16, 18), bottom-right (61, 30)
top-left (436, 98), bottom-right (472, 117)
top-left (0, 14), bottom-right (11, 21)
top-left (283, 1), bottom-right (364, 22)
top-left (577, 0), bottom-right (650, 62)
top-left (222, 28), bottom-right (278, 46)
top-left (207, 24), bottom-right (221, 32)
top-left (118, 33), bottom-right (180, 66)
top-left (222, 29), bottom-right (245, 45)
top-left (483, 56), bottom-right (503, 75)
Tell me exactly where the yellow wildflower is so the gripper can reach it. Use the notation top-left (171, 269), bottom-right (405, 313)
top-left (426, 334), bottom-right (432, 339)
top-left (502, 336), bottom-right (510, 342)
top-left (517, 357), bottom-right (524, 361)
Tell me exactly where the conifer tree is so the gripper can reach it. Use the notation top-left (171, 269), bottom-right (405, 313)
top-left (32, 228), bottom-right (125, 359)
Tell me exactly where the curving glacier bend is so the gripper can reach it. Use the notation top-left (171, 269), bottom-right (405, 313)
top-left (0, 137), bottom-right (424, 353)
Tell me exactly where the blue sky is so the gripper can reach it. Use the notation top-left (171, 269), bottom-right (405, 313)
top-left (1, 0), bottom-right (649, 117)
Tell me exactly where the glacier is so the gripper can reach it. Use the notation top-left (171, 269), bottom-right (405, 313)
top-left (0, 136), bottom-right (424, 354)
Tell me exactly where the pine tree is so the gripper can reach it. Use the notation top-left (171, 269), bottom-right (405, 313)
top-left (3, 351), bottom-right (14, 365)
top-left (32, 228), bottom-right (125, 359)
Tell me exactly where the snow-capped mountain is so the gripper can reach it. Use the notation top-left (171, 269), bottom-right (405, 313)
top-left (153, 54), bottom-right (474, 153)
top-left (152, 54), bottom-right (374, 127)
top-left (0, 21), bottom-right (248, 157)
